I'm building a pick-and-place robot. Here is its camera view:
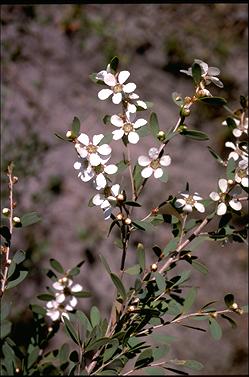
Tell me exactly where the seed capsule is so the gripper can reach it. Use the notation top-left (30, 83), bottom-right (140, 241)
top-left (157, 130), bottom-right (166, 141)
top-left (231, 302), bottom-right (238, 310)
top-left (151, 263), bottom-right (158, 272)
top-left (116, 213), bottom-right (123, 221)
top-left (2, 208), bottom-right (10, 216)
top-left (124, 217), bottom-right (132, 225)
top-left (13, 216), bottom-right (21, 223)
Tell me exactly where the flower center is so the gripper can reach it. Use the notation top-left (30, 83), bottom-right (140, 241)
top-left (185, 196), bottom-right (195, 206)
top-left (94, 164), bottom-right (104, 174)
top-left (237, 168), bottom-right (247, 178)
top-left (150, 159), bottom-right (160, 169)
top-left (63, 287), bottom-right (71, 296)
top-left (220, 192), bottom-right (227, 201)
top-left (123, 123), bottom-right (134, 134)
top-left (86, 144), bottom-right (97, 154)
top-left (113, 84), bottom-right (123, 93)
top-left (104, 186), bottom-right (112, 197)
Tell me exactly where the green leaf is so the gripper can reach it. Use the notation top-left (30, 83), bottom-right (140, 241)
top-left (207, 146), bottom-right (224, 165)
top-left (116, 160), bottom-right (129, 173)
top-left (59, 343), bottom-right (70, 363)
top-left (154, 272), bottom-right (166, 293)
top-left (137, 243), bottom-right (145, 272)
top-left (144, 367), bottom-right (165, 375)
top-left (0, 226), bottom-right (11, 245)
top-left (163, 238), bottom-right (179, 257)
top-left (28, 346), bottom-right (40, 369)
top-left (172, 92), bottom-right (184, 107)
top-left (90, 306), bottom-right (101, 327)
top-left (133, 163), bottom-right (143, 192)
top-left (110, 56), bottom-right (119, 72)
top-left (149, 112), bottom-right (160, 139)
top-left (171, 270), bottom-right (191, 287)
top-left (0, 320), bottom-right (12, 339)
top-left (224, 293), bottom-right (234, 308)
top-left (49, 258), bottom-right (64, 274)
top-left (67, 267), bottom-right (80, 277)
top-left (30, 304), bottom-right (46, 316)
top-left (6, 270), bottom-right (28, 289)
top-left (99, 133), bottom-right (113, 146)
top-left (76, 310), bottom-right (92, 332)
top-left (0, 302), bottom-right (10, 321)
top-left (182, 287), bottom-right (197, 313)
top-left (224, 116), bottom-right (237, 129)
top-left (241, 305), bottom-right (248, 313)
top-left (89, 73), bottom-right (106, 84)
top-left (226, 158), bottom-right (236, 180)
top-left (132, 220), bottom-right (154, 232)
top-left (2, 342), bottom-right (15, 375)
top-left (71, 116), bottom-right (80, 137)
top-left (103, 339), bottom-right (119, 363)
top-left (135, 348), bottom-right (153, 369)
top-left (152, 344), bottom-right (169, 360)
top-left (37, 293), bottom-right (55, 301)
top-left (184, 359), bottom-right (204, 371)
top-left (152, 334), bottom-right (176, 344)
top-left (199, 96), bottom-right (227, 106)
top-left (20, 212), bottom-right (41, 227)
top-left (85, 337), bottom-right (110, 352)
top-left (208, 317), bottom-right (222, 340)
top-left (13, 250), bottom-right (26, 264)
top-left (124, 201), bottom-right (141, 207)
top-left (159, 171), bottom-right (168, 183)
top-left (221, 314), bottom-right (237, 328)
top-left (73, 291), bottom-right (92, 298)
top-left (125, 264), bottom-right (141, 275)
top-left (103, 115), bottom-right (111, 125)
top-left (110, 273), bottom-right (126, 301)
top-left (191, 260), bottom-right (208, 275)
top-left (54, 132), bottom-right (69, 141)
top-left (99, 254), bottom-right (112, 274)
top-left (63, 317), bottom-right (81, 345)
top-left (7, 261), bottom-right (16, 279)
top-left (180, 129), bottom-right (209, 141)
top-left (191, 62), bottom-right (202, 85)
top-left (137, 125), bottom-right (150, 137)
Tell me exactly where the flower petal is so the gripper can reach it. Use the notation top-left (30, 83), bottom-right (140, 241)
top-left (218, 178), bottom-right (228, 193)
top-left (71, 283), bottom-right (83, 293)
top-left (134, 118), bottom-right (147, 128)
top-left (77, 133), bottom-right (89, 146)
top-left (175, 199), bottom-right (185, 208)
top-left (136, 100), bottom-right (147, 109)
top-left (93, 134), bottom-right (104, 146)
top-left (233, 129), bottom-right (242, 138)
top-left (47, 310), bottom-right (60, 321)
top-left (194, 202), bottom-right (205, 213)
top-left (160, 155), bottom-right (171, 167)
top-left (123, 83), bottom-right (136, 93)
top-left (111, 184), bottom-right (120, 197)
top-left (53, 282), bottom-right (64, 291)
top-left (104, 206), bottom-right (112, 220)
top-left (74, 161), bottom-right (82, 170)
top-left (229, 199), bottom-right (242, 211)
top-left (98, 144), bottom-right (112, 155)
top-left (61, 312), bottom-right (70, 322)
top-left (92, 194), bottom-right (104, 206)
top-left (111, 114), bottom-right (123, 128)
top-left (154, 168), bottom-right (163, 178)
top-left (138, 155), bottom-right (151, 167)
top-left (183, 204), bottom-right (193, 212)
top-left (217, 202), bottom-right (227, 216)
top-left (127, 103), bottom-right (137, 113)
top-left (101, 199), bottom-right (111, 209)
top-left (193, 193), bottom-right (203, 201)
top-left (104, 73), bottom-right (116, 86)
top-left (241, 177), bottom-right (249, 187)
top-left (56, 293), bottom-right (65, 303)
top-left (225, 141), bottom-right (236, 150)
top-left (89, 153), bottom-right (101, 166)
top-left (112, 92), bottom-right (122, 104)
top-left (118, 70), bottom-right (130, 84)
top-left (228, 152), bottom-right (239, 161)
top-left (141, 166), bottom-right (153, 178)
top-left (98, 89), bottom-right (113, 100)
top-left (112, 129), bottom-right (124, 140)
top-left (208, 67), bottom-right (220, 76)
top-left (104, 164), bottom-right (118, 175)
top-left (128, 131), bottom-right (139, 144)
top-left (209, 192), bottom-right (220, 201)
top-left (69, 297), bottom-right (78, 307)
top-left (96, 173), bottom-right (106, 188)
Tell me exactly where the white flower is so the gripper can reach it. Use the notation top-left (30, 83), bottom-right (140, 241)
top-left (98, 71), bottom-right (136, 104)
top-left (95, 64), bottom-right (111, 81)
top-left (138, 147), bottom-right (171, 179)
top-left (235, 159), bottom-right (249, 188)
top-left (225, 141), bottom-right (248, 161)
top-left (175, 192), bottom-right (205, 213)
top-left (209, 178), bottom-right (242, 215)
top-left (222, 117), bottom-right (248, 138)
top-left (110, 112), bottom-right (147, 144)
top-left (180, 59), bottom-right (223, 88)
top-left (75, 133), bottom-right (111, 166)
top-left (92, 184), bottom-right (121, 220)
top-left (126, 93), bottom-right (148, 113)
top-left (73, 159), bottom-right (117, 188)
top-left (46, 296), bottom-right (77, 322)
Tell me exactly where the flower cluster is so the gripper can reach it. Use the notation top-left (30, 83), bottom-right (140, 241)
top-left (46, 277), bottom-right (83, 322)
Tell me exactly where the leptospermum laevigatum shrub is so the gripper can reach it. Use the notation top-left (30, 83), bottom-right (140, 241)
top-left (1, 57), bottom-right (248, 376)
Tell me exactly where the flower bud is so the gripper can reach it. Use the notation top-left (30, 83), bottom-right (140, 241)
top-left (124, 217), bottom-right (132, 225)
top-left (48, 326), bottom-right (53, 332)
top-left (15, 368), bottom-right (20, 373)
top-left (13, 216), bottom-right (21, 224)
top-left (66, 130), bottom-right (72, 138)
top-left (7, 259), bottom-right (11, 265)
top-left (150, 263), bottom-right (158, 272)
top-left (228, 179), bottom-right (234, 185)
top-left (132, 297), bottom-right (140, 305)
top-left (180, 107), bottom-right (190, 117)
top-left (210, 312), bottom-right (218, 318)
top-left (2, 208), bottom-right (10, 216)
top-left (13, 176), bottom-right (19, 184)
top-left (128, 305), bottom-right (135, 312)
top-left (231, 302), bottom-right (238, 310)
top-left (157, 130), bottom-right (166, 142)
top-left (117, 193), bottom-right (125, 202)
top-left (151, 207), bottom-right (159, 215)
top-left (116, 213), bottom-right (123, 221)
top-left (62, 277), bottom-right (68, 284)
top-left (184, 96), bottom-right (192, 104)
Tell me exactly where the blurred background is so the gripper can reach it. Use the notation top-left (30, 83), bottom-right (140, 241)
top-left (1, 4), bottom-right (248, 375)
